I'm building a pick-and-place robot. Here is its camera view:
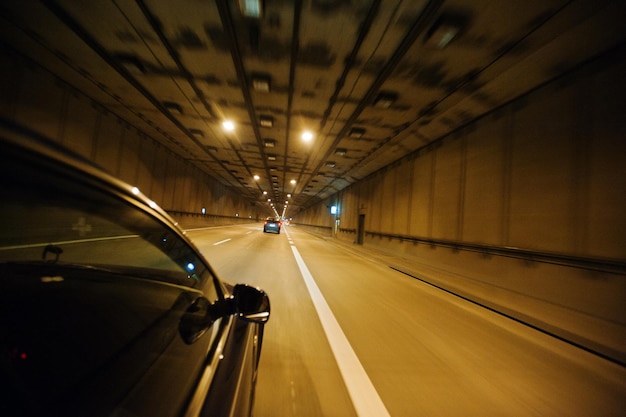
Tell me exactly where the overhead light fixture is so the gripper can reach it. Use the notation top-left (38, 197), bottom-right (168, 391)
top-left (190, 128), bottom-right (204, 137)
top-left (373, 92), bottom-right (397, 109)
top-left (335, 148), bottom-right (347, 156)
top-left (290, 179), bottom-right (296, 185)
top-left (238, 0), bottom-right (263, 18)
top-left (424, 14), bottom-right (465, 49)
top-left (267, 154), bottom-right (277, 161)
top-left (163, 101), bottom-right (183, 115)
top-left (264, 138), bottom-right (276, 148)
top-left (301, 131), bottom-right (314, 142)
top-left (252, 75), bottom-right (271, 92)
top-left (222, 120), bottom-right (235, 132)
top-left (349, 127), bottom-right (365, 138)
top-left (253, 175), bottom-right (260, 180)
top-left (326, 161), bottom-right (336, 168)
top-left (116, 54), bottom-right (146, 75)
top-left (260, 115), bottom-right (274, 127)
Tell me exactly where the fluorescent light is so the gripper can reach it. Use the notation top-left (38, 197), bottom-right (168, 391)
top-left (238, 0), bottom-right (263, 18)
top-left (260, 115), bottom-right (274, 127)
top-left (252, 75), bottom-right (271, 92)
top-left (163, 101), bottom-right (183, 115)
top-left (190, 129), bottom-right (204, 137)
top-left (373, 92), bottom-right (397, 109)
top-left (349, 128), bottom-right (365, 138)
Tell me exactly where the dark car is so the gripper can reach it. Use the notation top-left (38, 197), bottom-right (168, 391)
top-left (263, 217), bottom-right (281, 234)
top-left (0, 122), bottom-right (270, 417)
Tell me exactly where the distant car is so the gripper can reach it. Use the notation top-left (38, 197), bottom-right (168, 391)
top-left (263, 217), bottom-right (281, 234)
top-left (0, 122), bottom-right (270, 417)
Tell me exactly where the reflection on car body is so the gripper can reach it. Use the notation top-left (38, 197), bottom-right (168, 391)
top-left (263, 217), bottom-right (281, 234)
top-left (0, 121), bottom-right (270, 417)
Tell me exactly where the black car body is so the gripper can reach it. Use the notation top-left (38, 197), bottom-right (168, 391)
top-left (0, 121), bottom-right (270, 417)
top-left (263, 218), bottom-right (281, 234)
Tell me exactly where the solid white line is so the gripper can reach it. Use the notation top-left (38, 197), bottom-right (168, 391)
top-left (288, 241), bottom-right (390, 417)
top-left (212, 238), bottom-right (232, 246)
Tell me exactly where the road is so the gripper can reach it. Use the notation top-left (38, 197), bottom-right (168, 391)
top-left (186, 223), bottom-right (626, 417)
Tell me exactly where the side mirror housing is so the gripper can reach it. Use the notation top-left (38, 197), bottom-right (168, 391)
top-left (233, 284), bottom-right (270, 324)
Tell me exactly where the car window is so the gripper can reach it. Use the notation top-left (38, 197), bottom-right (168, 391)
top-left (0, 151), bottom-right (214, 290)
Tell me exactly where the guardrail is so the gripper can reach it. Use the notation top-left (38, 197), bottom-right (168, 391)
top-left (337, 228), bottom-right (626, 275)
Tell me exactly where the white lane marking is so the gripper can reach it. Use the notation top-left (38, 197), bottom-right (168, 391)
top-left (212, 238), bottom-right (232, 246)
top-left (288, 235), bottom-right (390, 417)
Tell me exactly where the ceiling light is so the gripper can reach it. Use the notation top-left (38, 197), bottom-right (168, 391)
top-left (252, 75), bottom-right (271, 92)
top-left (260, 115), bottom-right (274, 127)
top-left (238, 0), bottom-right (263, 18)
top-left (373, 92), bottom-right (397, 109)
top-left (253, 175), bottom-right (260, 180)
top-left (335, 148), bottom-right (347, 156)
top-left (326, 161), bottom-right (336, 168)
top-left (349, 128), bottom-right (365, 138)
top-left (116, 54), bottom-right (146, 75)
top-left (163, 101), bottom-right (183, 115)
top-left (287, 194), bottom-right (291, 198)
top-left (267, 154), bottom-right (277, 161)
top-left (424, 15), bottom-right (464, 49)
top-left (222, 120), bottom-right (235, 132)
top-left (264, 138), bottom-right (276, 148)
top-left (263, 191), bottom-right (267, 195)
top-left (301, 131), bottom-right (314, 142)
top-left (190, 128), bottom-right (204, 137)
top-left (269, 166), bottom-right (277, 171)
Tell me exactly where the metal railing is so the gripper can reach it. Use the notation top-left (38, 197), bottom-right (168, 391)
top-left (337, 228), bottom-right (626, 275)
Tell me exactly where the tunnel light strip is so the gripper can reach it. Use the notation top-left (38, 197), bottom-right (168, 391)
top-left (288, 235), bottom-right (390, 417)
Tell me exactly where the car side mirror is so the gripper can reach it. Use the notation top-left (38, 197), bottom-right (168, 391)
top-left (233, 284), bottom-right (270, 324)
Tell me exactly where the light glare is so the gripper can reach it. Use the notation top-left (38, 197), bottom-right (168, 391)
top-left (222, 120), bottom-right (235, 131)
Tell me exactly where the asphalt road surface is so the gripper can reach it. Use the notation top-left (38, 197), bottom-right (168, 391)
top-left (186, 223), bottom-right (626, 417)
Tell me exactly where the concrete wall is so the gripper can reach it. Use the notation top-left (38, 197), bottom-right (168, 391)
top-left (295, 47), bottom-right (626, 363)
top-left (0, 48), bottom-right (257, 227)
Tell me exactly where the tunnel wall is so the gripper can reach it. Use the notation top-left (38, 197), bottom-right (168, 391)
top-left (295, 48), bottom-right (626, 363)
top-left (0, 48), bottom-right (257, 227)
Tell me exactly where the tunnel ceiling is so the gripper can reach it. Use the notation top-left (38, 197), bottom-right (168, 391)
top-left (1, 0), bottom-right (624, 216)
